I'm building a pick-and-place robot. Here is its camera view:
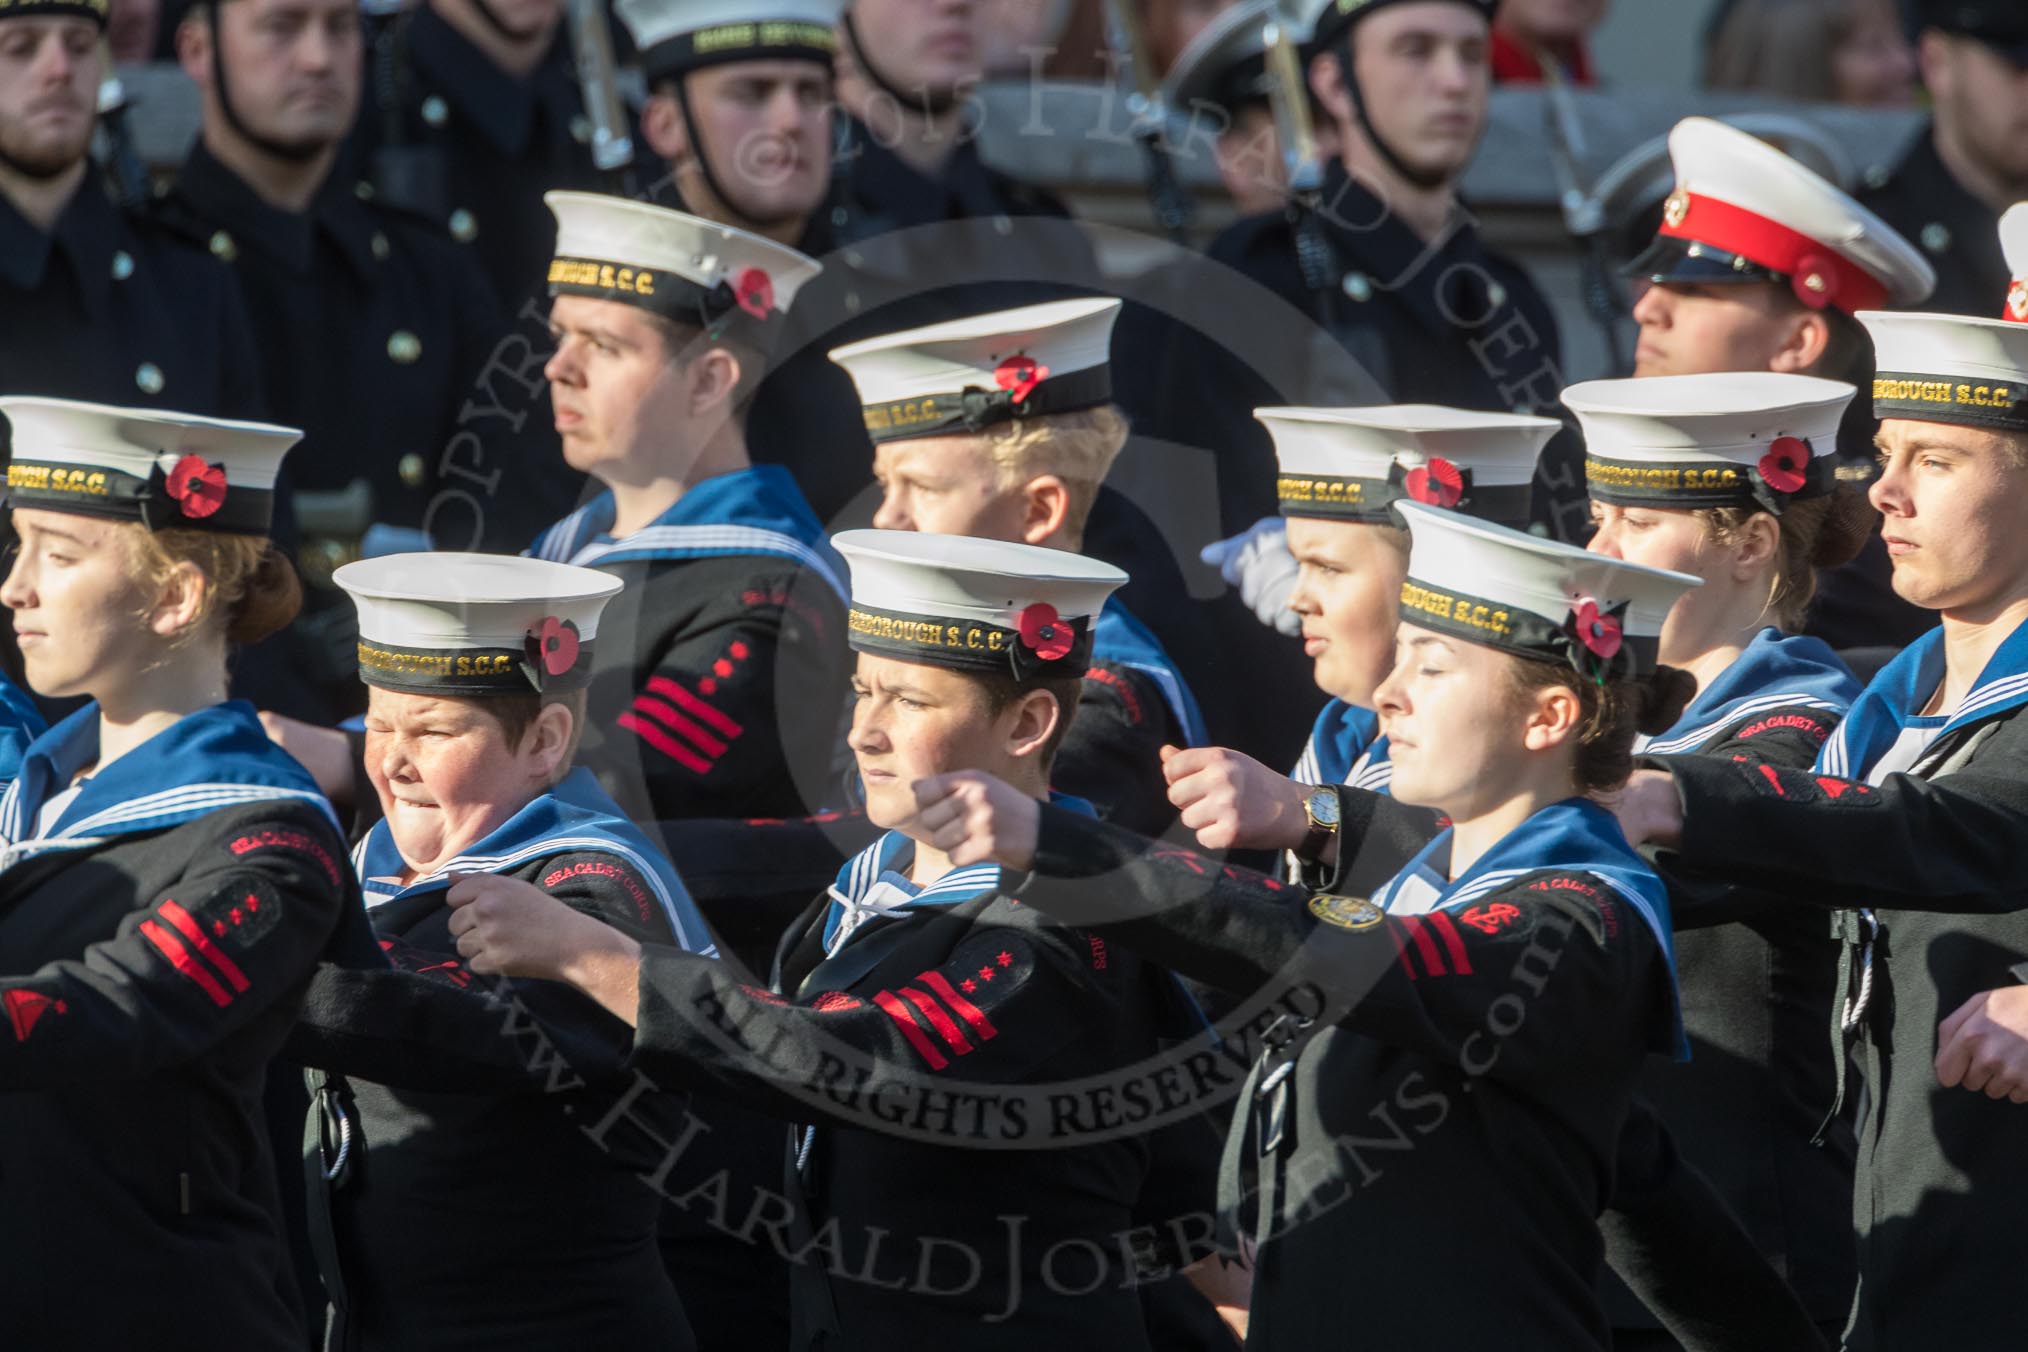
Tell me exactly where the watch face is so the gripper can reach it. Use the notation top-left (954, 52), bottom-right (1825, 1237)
top-left (1308, 788), bottom-right (1341, 828)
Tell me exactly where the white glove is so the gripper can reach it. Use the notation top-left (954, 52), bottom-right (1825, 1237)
top-left (1201, 518), bottom-right (1302, 636)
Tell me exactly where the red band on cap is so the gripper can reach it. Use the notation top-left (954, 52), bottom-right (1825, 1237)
top-left (1661, 192), bottom-right (1889, 314)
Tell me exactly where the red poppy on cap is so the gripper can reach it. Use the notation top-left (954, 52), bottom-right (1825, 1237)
top-left (1759, 437), bottom-right (1811, 494)
top-left (164, 455), bottom-right (227, 519)
top-left (1571, 599), bottom-right (1622, 662)
top-left (734, 268), bottom-right (774, 320)
top-left (994, 354), bottom-right (1048, 405)
top-left (533, 616), bottom-right (581, 677)
top-left (1404, 457), bottom-right (1464, 508)
top-left (1017, 602), bottom-right (1073, 661)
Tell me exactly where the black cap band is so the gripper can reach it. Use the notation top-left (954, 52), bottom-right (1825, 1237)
top-left (1399, 577), bottom-right (1661, 681)
top-left (1585, 443), bottom-right (1837, 515)
top-left (1307, 0), bottom-right (1495, 54)
top-left (355, 634), bottom-right (598, 696)
top-left (6, 458), bottom-right (276, 535)
top-left (1277, 460), bottom-right (1530, 528)
top-left (0, 0), bottom-right (109, 27)
top-left (860, 366), bottom-right (1112, 444)
top-left (640, 19), bottom-right (836, 85)
top-left (1873, 371), bottom-right (2028, 434)
top-left (847, 604), bottom-right (1094, 679)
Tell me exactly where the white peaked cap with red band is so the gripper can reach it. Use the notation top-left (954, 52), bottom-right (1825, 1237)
top-left (2003, 202), bottom-right (2028, 324)
top-left (544, 191), bottom-right (822, 317)
top-left (1651, 117), bottom-right (1934, 312)
top-left (336, 554), bottom-right (621, 664)
top-left (829, 298), bottom-right (1121, 411)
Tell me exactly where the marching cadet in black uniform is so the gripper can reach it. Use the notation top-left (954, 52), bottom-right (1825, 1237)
top-left (522, 192), bottom-right (847, 824)
top-left (1612, 270), bottom-right (2028, 1351)
top-left (827, 297), bottom-right (1209, 835)
top-left (1623, 117), bottom-right (1936, 654)
top-left (1565, 372), bottom-right (1872, 1349)
top-left (343, 0), bottom-right (611, 309)
top-left (0, 0), bottom-right (260, 413)
top-left (615, 0), bottom-right (875, 522)
top-left (1858, 0), bottom-right (2028, 319)
top-left (159, 0), bottom-right (505, 718)
top-left (284, 552), bottom-right (713, 1351)
top-left (447, 530), bottom-right (1213, 1350)
top-left (914, 503), bottom-right (1704, 1350)
top-left (0, 398), bottom-right (363, 1347)
top-left (1157, 403), bottom-right (1557, 889)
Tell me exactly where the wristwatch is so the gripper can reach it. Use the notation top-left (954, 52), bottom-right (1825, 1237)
top-left (1295, 784), bottom-right (1342, 863)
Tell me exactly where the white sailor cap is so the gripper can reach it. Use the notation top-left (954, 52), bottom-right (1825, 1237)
top-left (1396, 501), bottom-right (1701, 681)
top-left (828, 298), bottom-right (1121, 444)
top-left (1630, 117), bottom-right (1934, 314)
top-left (1259, 404), bottom-right (1561, 528)
top-left (335, 553), bottom-right (623, 696)
top-left (0, 396), bottom-right (299, 536)
top-left (834, 529), bottom-right (1125, 680)
top-left (1162, 0), bottom-right (1271, 116)
top-left (615, 0), bottom-right (841, 84)
top-left (1565, 372), bottom-right (1856, 514)
top-left (2003, 202), bottom-right (2028, 324)
top-left (1863, 304), bottom-right (2028, 436)
top-left (545, 191), bottom-right (822, 332)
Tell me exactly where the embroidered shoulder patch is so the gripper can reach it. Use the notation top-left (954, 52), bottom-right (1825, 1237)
top-left (228, 827), bottom-right (342, 888)
top-left (1308, 893), bottom-right (1384, 931)
top-left (4, 987), bottom-right (66, 1042)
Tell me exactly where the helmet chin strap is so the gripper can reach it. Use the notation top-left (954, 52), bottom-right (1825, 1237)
top-left (841, 9), bottom-right (961, 120)
top-left (669, 76), bottom-right (809, 234)
top-left (1335, 38), bottom-right (1453, 193)
top-left (208, 3), bottom-right (331, 166)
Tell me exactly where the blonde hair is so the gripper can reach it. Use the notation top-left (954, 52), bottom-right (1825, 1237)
top-left (121, 525), bottom-right (302, 647)
top-left (980, 404), bottom-right (1130, 536)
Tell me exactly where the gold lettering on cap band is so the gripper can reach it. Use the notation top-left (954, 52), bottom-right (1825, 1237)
top-left (1398, 581), bottom-right (1515, 639)
top-left (547, 257), bottom-right (659, 298)
top-left (1275, 474), bottom-right (1370, 507)
top-left (356, 644), bottom-right (518, 679)
top-left (7, 463), bottom-right (110, 497)
top-left (848, 608), bottom-right (1010, 655)
top-left (691, 20), bottom-right (838, 54)
top-left (1582, 459), bottom-right (1746, 493)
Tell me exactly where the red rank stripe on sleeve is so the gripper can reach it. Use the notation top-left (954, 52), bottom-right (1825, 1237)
top-left (1386, 912), bottom-right (1474, 981)
top-left (873, 989), bottom-right (949, 1069)
top-left (621, 675), bottom-right (747, 775)
top-left (873, 967), bottom-right (1006, 1070)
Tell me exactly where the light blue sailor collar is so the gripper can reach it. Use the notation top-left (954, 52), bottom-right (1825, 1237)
top-left (1639, 627), bottom-right (1859, 757)
top-left (1092, 599), bottom-right (1209, 747)
top-left (1372, 797), bottom-right (1687, 1059)
top-left (527, 464), bottom-right (847, 602)
top-left (1291, 698), bottom-right (1393, 794)
top-left (821, 792), bottom-right (1098, 956)
top-left (1817, 615), bottom-right (2028, 780)
top-left (0, 700), bottom-right (334, 848)
top-left (354, 766), bottom-right (715, 956)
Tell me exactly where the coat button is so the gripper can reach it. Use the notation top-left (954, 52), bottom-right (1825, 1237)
top-left (421, 95), bottom-right (449, 127)
top-left (1863, 163), bottom-right (1891, 190)
top-left (449, 209), bottom-right (477, 242)
top-left (1342, 272), bottom-right (1373, 302)
top-left (371, 231), bottom-right (390, 261)
top-left (569, 115), bottom-right (591, 144)
top-left (135, 362), bottom-right (165, 394)
top-left (398, 453), bottom-right (427, 487)
top-left (1921, 223), bottom-right (1951, 255)
top-left (110, 250), bottom-right (133, 281)
top-left (209, 230), bottom-right (237, 262)
top-left (387, 330), bottom-right (422, 363)
top-left (354, 180), bottom-right (375, 200)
